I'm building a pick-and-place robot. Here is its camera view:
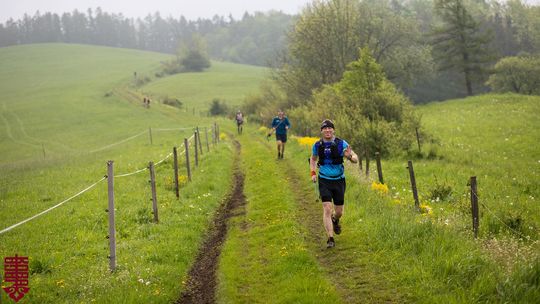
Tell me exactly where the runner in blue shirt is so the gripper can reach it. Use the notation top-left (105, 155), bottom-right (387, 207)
top-left (310, 119), bottom-right (358, 248)
top-left (269, 110), bottom-right (291, 159)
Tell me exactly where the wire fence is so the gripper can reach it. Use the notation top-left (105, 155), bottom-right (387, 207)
top-left (0, 126), bottom-right (215, 236)
top-left (351, 154), bottom-right (534, 241)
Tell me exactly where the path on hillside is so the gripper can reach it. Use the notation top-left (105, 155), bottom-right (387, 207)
top-left (177, 140), bottom-right (246, 304)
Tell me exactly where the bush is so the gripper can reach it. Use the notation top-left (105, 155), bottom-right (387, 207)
top-left (486, 56), bottom-right (540, 95)
top-left (209, 98), bottom-right (229, 116)
top-left (162, 97), bottom-right (183, 108)
top-left (133, 75), bottom-right (151, 87)
top-left (309, 48), bottom-right (421, 156)
top-left (181, 50), bottom-right (211, 72)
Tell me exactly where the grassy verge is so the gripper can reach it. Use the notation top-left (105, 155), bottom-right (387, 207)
top-left (1, 137), bottom-right (234, 303)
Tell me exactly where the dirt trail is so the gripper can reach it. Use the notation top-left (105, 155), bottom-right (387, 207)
top-left (177, 140), bottom-right (246, 304)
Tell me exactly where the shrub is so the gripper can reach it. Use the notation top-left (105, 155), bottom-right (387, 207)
top-left (486, 56), bottom-right (540, 95)
top-left (209, 98), bottom-right (229, 116)
top-left (181, 50), bottom-right (211, 72)
top-left (162, 97), bottom-right (183, 108)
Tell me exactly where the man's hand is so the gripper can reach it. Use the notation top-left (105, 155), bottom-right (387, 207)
top-left (345, 146), bottom-right (358, 163)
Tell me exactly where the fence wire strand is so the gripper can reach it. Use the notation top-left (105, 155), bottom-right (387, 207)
top-left (471, 191), bottom-right (530, 239)
top-left (1, 125), bottom-right (211, 234)
top-left (0, 176), bottom-right (107, 235)
top-left (89, 130), bottom-right (147, 153)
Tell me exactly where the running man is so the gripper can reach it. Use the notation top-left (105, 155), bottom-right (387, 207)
top-left (270, 110), bottom-right (291, 159)
top-left (310, 119), bottom-right (358, 248)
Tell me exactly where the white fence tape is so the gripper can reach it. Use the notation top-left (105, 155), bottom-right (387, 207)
top-left (0, 177), bottom-right (107, 235)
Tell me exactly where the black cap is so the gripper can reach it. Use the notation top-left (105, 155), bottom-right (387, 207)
top-left (320, 119), bottom-right (335, 130)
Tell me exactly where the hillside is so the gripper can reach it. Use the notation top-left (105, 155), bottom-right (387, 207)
top-left (0, 43), bottom-right (266, 165)
top-left (0, 44), bottom-right (538, 303)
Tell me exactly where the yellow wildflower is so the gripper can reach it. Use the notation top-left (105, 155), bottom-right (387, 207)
top-left (295, 136), bottom-right (319, 147)
top-left (419, 203), bottom-right (433, 215)
top-left (178, 175), bottom-right (188, 186)
top-left (219, 132), bottom-right (227, 140)
top-left (371, 182), bottom-right (389, 195)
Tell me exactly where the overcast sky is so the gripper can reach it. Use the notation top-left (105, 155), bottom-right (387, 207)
top-left (0, 0), bottom-right (313, 22)
top-left (2, 0), bottom-right (539, 23)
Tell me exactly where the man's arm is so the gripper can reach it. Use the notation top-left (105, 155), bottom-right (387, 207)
top-left (344, 146), bottom-right (358, 163)
top-left (310, 155), bottom-right (318, 182)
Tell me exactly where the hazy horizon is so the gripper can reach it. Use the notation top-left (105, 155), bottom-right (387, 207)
top-left (0, 0), bottom-right (313, 23)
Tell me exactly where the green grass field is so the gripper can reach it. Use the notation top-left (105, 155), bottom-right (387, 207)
top-left (1, 44), bottom-right (538, 303)
top-left (383, 94), bottom-right (540, 240)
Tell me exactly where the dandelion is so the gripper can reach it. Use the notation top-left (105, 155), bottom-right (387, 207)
top-left (57, 279), bottom-right (65, 288)
top-left (371, 182), bottom-right (389, 195)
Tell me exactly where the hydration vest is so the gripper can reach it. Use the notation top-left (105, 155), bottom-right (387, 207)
top-left (316, 138), bottom-right (344, 166)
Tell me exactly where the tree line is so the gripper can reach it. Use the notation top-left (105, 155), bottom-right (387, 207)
top-left (0, 0), bottom-right (539, 103)
top-left (0, 8), bottom-right (294, 67)
top-left (243, 0), bottom-right (540, 158)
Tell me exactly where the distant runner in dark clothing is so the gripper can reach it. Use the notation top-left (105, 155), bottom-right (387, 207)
top-left (270, 110), bottom-right (291, 159)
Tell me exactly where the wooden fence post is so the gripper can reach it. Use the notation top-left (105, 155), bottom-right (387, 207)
top-left (149, 162), bottom-right (159, 223)
top-left (213, 123), bottom-right (217, 145)
top-left (375, 152), bottom-right (384, 184)
top-left (365, 148), bottom-right (370, 177)
top-left (415, 127), bottom-right (422, 153)
top-left (197, 126), bottom-right (203, 155)
top-left (184, 138), bottom-right (192, 182)
top-left (149, 127), bottom-right (153, 145)
top-left (217, 124), bottom-right (220, 143)
top-left (106, 161), bottom-right (116, 272)
top-left (470, 176), bottom-right (479, 238)
top-left (204, 127), bottom-right (210, 152)
top-left (407, 160), bottom-right (420, 209)
top-left (194, 131), bottom-right (199, 167)
top-left (173, 147), bottom-right (179, 199)
top-left (42, 144), bottom-right (46, 159)
top-left (358, 149), bottom-right (363, 172)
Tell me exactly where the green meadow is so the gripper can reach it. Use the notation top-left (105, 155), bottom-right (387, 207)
top-left (383, 94), bottom-right (540, 240)
top-left (1, 44), bottom-right (538, 303)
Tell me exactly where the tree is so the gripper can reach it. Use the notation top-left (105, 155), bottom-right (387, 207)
top-left (179, 33), bottom-right (211, 72)
top-left (208, 98), bottom-right (229, 116)
top-left (431, 0), bottom-right (494, 96)
top-left (486, 55), bottom-right (540, 95)
top-left (274, 0), bottom-right (432, 106)
top-left (298, 48), bottom-right (419, 155)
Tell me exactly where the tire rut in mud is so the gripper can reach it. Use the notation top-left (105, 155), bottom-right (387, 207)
top-left (177, 140), bottom-right (245, 304)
